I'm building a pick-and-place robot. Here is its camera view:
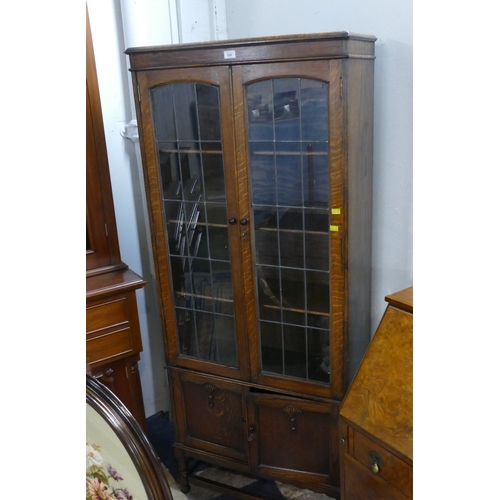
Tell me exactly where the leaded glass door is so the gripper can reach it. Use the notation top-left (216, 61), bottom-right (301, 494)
top-left (233, 61), bottom-right (343, 397)
top-left (137, 67), bottom-right (250, 380)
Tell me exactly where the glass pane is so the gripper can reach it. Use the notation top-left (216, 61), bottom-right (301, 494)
top-left (304, 208), bottom-right (329, 232)
top-left (276, 152), bottom-right (302, 207)
top-left (301, 79), bottom-right (328, 141)
top-left (152, 82), bottom-right (237, 368)
top-left (247, 76), bottom-right (330, 384)
top-left (281, 268), bottom-right (305, 326)
top-left (305, 233), bottom-right (329, 271)
top-left (274, 78), bottom-right (300, 141)
top-left (254, 207), bottom-right (279, 266)
top-left (201, 144), bottom-right (225, 201)
top-left (307, 327), bottom-right (330, 383)
top-left (256, 266), bottom-right (282, 323)
top-left (279, 227), bottom-right (304, 269)
top-left (172, 84), bottom-right (199, 141)
top-left (213, 315), bottom-right (237, 366)
top-left (247, 80), bottom-right (273, 141)
top-left (206, 204), bottom-right (228, 226)
top-left (191, 267), bottom-right (216, 313)
top-left (197, 85), bottom-right (221, 141)
top-left (151, 85), bottom-right (176, 141)
top-left (283, 325), bottom-right (307, 378)
top-left (250, 143), bottom-right (276, 206)
top-left (211, 261), bottom-right (234, 316)
top-left (194, 311), bottom-right (215, 360)
top-left (208, 225), bottom-right (230, 261)
top-left (302, 142), bottom-right (329, 207)
top-left (158, 144), bottom-right (181, 199)
top-left (306, 271), bottom-right (330, 323)
top-left (260, 321), bottom-right (283, 374)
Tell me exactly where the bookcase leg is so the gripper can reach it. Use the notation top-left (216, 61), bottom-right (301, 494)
top-left (175, 450), bottom-right (190, 493)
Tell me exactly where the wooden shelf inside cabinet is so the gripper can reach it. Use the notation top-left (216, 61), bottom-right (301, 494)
top-left (339, 286), bottom-right (413, 499)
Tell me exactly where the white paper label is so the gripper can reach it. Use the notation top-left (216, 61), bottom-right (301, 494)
top-left (224, 50), bottom-right (236, 59)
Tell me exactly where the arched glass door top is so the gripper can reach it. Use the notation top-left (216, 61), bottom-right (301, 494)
top-left (152, 83), bottom-right (237, 368)
top-left (247, 77), bottom-right (331, 384)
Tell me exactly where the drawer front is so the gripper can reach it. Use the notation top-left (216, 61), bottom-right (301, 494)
top-left (86, 327), bottom-right (134, 364)
top-left (343, 454), bottom-right (409, 500)
top-left (353, 430), bottom-right (412, 498)
top-left (86, 294), bottom-right (142, 364)
top-left (87, 297), bottom-right (129, 333)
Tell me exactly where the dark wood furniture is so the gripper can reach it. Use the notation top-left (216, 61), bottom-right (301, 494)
top-left (86, 7), bottom-right (147, 430)
top-left (339, 286), bottom-right (413, 499)
top-left (126, 32), bottom-right (376, 498)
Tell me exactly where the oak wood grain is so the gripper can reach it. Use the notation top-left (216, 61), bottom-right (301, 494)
top-left (128, 32), bottom-right (376, 496)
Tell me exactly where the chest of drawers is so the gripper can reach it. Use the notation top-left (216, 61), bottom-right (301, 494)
top-left (86, 268), bottom-right (147, 430)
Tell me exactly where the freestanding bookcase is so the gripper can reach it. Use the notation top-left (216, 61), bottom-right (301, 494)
top-left (126, 31), bottom-right (376, 498)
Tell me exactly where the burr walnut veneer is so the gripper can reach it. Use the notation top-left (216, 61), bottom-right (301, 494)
top-left (339, 287), bottom-right (413, 499)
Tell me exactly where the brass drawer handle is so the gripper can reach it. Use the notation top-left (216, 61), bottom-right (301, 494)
top-left (368, 450), bottom-right (382, 475)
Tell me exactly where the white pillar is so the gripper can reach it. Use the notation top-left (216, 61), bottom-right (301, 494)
top-left (176, 0), bottom-right (227, 43)
top-left (120, 0), bottom-right (179, 49)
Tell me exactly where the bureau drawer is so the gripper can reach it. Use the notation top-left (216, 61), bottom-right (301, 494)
top-left (86, 327), bottom-right (135, 364)
top-left (87, 297), bottom-right (129, 333)
top-left (352, 430), bottom-right (412, 497)
top-left (343, 454), bottom-right (409, 500)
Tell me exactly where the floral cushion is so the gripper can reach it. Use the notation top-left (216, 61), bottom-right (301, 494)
top-left (86, 403), bottom-right (148, 500)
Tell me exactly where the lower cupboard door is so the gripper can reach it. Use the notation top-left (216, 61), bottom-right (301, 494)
top-left (170, 369), bottom-right (249, 464)
top-left (247, 393), bottom-right (339, 488)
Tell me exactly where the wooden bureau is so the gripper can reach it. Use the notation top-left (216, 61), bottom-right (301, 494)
top-left (339, 286), bottom-right (413, 499)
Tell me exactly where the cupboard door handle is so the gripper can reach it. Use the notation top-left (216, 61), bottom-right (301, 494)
top-left (239, 218), bottom-right (248, 226)
top-left (248, 426), bottom-right (255, 441)
top-left (283, 405), bottom-right (302, 431)
top-left (203, 383), bottom-right (218, 408)
top-left (228, 218), bottom-right (236, 225)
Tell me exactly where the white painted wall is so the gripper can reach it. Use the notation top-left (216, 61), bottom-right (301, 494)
top-left (176, 0), bottom-right (228, 42)
top-left (87, 0), bottom-right (412, 417)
